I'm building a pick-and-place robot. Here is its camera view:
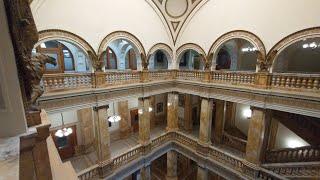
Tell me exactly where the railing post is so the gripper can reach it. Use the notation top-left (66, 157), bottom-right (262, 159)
top-left (255, 72), bottom-right (272, 89)
top-left (140, 70), bottom-right (149, 83)
top-left (93, 72), bottom-right (106, 88)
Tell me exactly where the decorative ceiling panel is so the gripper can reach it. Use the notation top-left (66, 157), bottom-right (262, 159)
top-left (149, 0), bottom-right (209, 45)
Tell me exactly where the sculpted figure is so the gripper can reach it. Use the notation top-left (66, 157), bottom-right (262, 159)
top-left (256, 50), bottom-right (277, 72)
top-left (141, 53), bottom-right (150, 70)
top-left (28, 53), bottom-right (56, 110)
top-left (88, 50), bottom-right (103, 71)
top-left (203, 53), bottom-right (214, 70)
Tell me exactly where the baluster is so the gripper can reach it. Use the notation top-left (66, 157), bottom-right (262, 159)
top-left (290, 77), bottom-right (296, 88)
top-left (275, 76), bottom-right (281, 87)
top-left (301, 78), bottom-right (307, 89)
top-left (271, 76), bottom-right (276, 86)
top-left (313, 79), bottom-right (319, 90)
top-left (307, 78), bottom-right (313, 89)
top-left (280, 76), bottom-right (286, 87)
top-left (285, 77), bottom-right (291, 87)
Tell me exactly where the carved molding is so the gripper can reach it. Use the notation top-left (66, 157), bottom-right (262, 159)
top-left (98, 31), bottom-right (146, 56)
top-left (37, 29), bottom-right (96, 56)
top-left (268, 27), bottom-right (320, 71)
top-left (147, 0), bottom-right (209, 45)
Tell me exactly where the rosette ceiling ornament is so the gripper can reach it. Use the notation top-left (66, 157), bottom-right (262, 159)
top-left (148, 0), bottom-right (209, 45)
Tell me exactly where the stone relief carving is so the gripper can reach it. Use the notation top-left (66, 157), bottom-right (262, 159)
top-left (256, 50), bottom-right (278, 72)
top-left (141, 53), bottom-right (150, 70)
top-left (88, 50), bottom-right (103, 72)
top-left (203, 52), bottom-right (213, 70)
top-left (4, 0), bottom-right (56, 112)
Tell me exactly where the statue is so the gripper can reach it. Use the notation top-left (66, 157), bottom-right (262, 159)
top-left (203, 53), bottom-right (214, 70)
top-left (88, 50), bottom-right (103, 71)
top-left (256, 50), bottom-right (278, 72)
top-left (141, 53), bottom-right (150, 70)
top-left (27, 54), bottom-right (56, 110)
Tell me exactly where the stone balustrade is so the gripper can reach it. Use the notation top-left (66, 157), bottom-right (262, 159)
top-left (222, 132), bottom-right (247, 153)
top-left (77, 131), bottom-right (291, 180)
top-left (263, 162), bottom-right (320, 178)
top-left (43, 73), bottom-right (93, 92)
top-left (42, 71), bottom-right (320, 96)
top-left (271, 73), bottom-right (320, 91)
top-left (265, 146), bottom-right (320, 163)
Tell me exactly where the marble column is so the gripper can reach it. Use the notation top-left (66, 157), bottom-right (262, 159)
top-left (199, 98), bottom-right (213, 145)
top-left (166, 92), bottom-right (179, 131)
top-left (167, 150), bottom-right (178, 180)
top-left (184, 94), bottom-right (193, 132)
top-left (224, 101), bottom-right (236, 130)
top-left (140, 164), bottom-right (151, 180)
top-left (138, 97), bottom-right (151, 145)
top-left (93, 105), bottom-right (111, 162)
top-left (213, 99), bottom-right (225, 144)
top-left (118, 100), bottom-right (131, 139)
top-left (77, 108), bottom-right (95, 153)
top-left (197, 166), bottom-right (208, 180)
top-left (150, 96), bottom-right (156, 129)
top-left (267, 118), bottom-right (278, 150)
top-left (246, 107), bottom-right (271, 164)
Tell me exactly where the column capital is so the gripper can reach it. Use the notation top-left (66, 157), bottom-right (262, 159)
top-left (93, 105), bottom-right (109, 111)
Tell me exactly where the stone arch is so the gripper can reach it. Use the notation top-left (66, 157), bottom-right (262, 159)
top-left (98, 31), bottom-right (146, 56)
top-left (176, 43), bottom-right (206, 68)
top-left (208, 30), bottom-right (266, 70)
top-left (268, 27), bottom-right (320, 72)
top-left (147, 43), bottom-right (173, 69)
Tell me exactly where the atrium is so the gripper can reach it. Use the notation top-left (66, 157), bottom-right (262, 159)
top-left (0, 0), bottom-right (320, 180)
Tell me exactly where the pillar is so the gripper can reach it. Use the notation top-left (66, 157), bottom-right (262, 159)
top-left (118, 101), bottom-right (131, 139)
top-left (77, 108), bottom-right (95, 153)
top-left (213, 99), bottom-right (225, 144)
top-left (167, 150), bottom-right (178, 180)
top-left (184, 94), bottom-right (193, 132)
top-left (197, 166), bottom-right (208, 180)
top-left (224, 101), bottom-right (236, 130)
top-left (93, 105), bottom-right (111, 162)
top-left (138, 97), bottom-right (151, 145)
top-left (246, 107), bottom-right (271, 164)
top-left (150, 96), bottom-right (156, 129)
top-left (267, 118), bottom-right (278, 150)
top-left (167, 92), bottom-right (179, 131)
top-left (199, 98), bottom-right (213, 145)
top-left (140, 164), bottom-right (151, 180)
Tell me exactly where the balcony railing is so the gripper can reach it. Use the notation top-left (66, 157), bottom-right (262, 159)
top-left (77, 131), bottom-right (287, 180)
top-left (222, 132), bottom-right (247, 153)
top-left (265, 146), bottom-right (320, 163)
top-left (42, 70), bottom-right (320, 94)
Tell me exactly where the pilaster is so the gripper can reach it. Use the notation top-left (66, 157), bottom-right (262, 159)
top-left (197, 166), bottom-right (208, 180)
top-left (184, 94), bottom-right (193, 132)
top-left (213, 99), bottom-right (225, 144)
top-left (166, 150), bottom-right (178, 180)
top-left (166, 92), bottom-right (179, 131)
top-left (199, 98), bottom-right (213, 145)
top-left (138, 97), bottom-right (151, 145)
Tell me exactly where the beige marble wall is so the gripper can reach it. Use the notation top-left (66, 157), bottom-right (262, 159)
top-left (213, 99), bottom-right (225, 144)
top-left (118, 101), bottom-right (131, 139)
top-left (167, 92), bottom-right (179, 131)
top-left (138, 97), bottom-right (151, 145)
top-left (93, 106), bottom-right (111, 162)
top-left (246, 108), bottom-right (271, 164)
top-left (167, 150), bottom-right (177, 180)
top-left (199, 98), bottom-right (213, 144)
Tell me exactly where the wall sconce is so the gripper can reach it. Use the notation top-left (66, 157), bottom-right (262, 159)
top-left (148, 107), bottom-right (153, 112)
top-left (243, 108), bottom-right (252, 119)
top-left (55, 113), bottom-right (73, 138)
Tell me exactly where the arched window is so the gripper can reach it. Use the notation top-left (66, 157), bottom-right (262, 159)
top-left (179, 50), bottom-right (204, 70)
top-left (34, 40), bottom-right (89, 73)
top-left (149, 50), bottom-right (168, 70)
top-left (273, 37), bottom-right (320, 73)
top-left (103, 47), bottom-right (117, 70)
top-left (215, 38), bottom-right (257, 71)
top-left (125, 49), bottom-right (137, 70)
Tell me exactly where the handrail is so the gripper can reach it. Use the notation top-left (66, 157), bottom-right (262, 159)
top-left (265, 145), bottom-right (320, 163)
top-left (222, 132), bottom-right (247, 153)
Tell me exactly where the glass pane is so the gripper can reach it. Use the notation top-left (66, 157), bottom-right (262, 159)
top-left (45, 53), bottom-right (59, 70)
top-left (64, 57), bottom-right (74, 71)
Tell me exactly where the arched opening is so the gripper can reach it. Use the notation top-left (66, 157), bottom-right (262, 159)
top-left (148, 50), bottom-right (169, 70)
top-left (273, 37), bottom-right (320, 73)
top-left (215, 38), bottom-right (257, 71)
top-left (107, 39), bottom-right (140, 70)
top-left (101, 47), bottom-right (118, 70)
top-left (178, 50), bottom-right (204, 70)
top-left (33, 40), bottom-right (90, 73)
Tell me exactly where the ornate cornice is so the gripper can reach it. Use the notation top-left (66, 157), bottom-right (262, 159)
top-left (98, 31), bottom-right (146, 57)
top-left (147, 0), bottom-right (209, 45)
top-left (37, 29), bottom-right (96, 56)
